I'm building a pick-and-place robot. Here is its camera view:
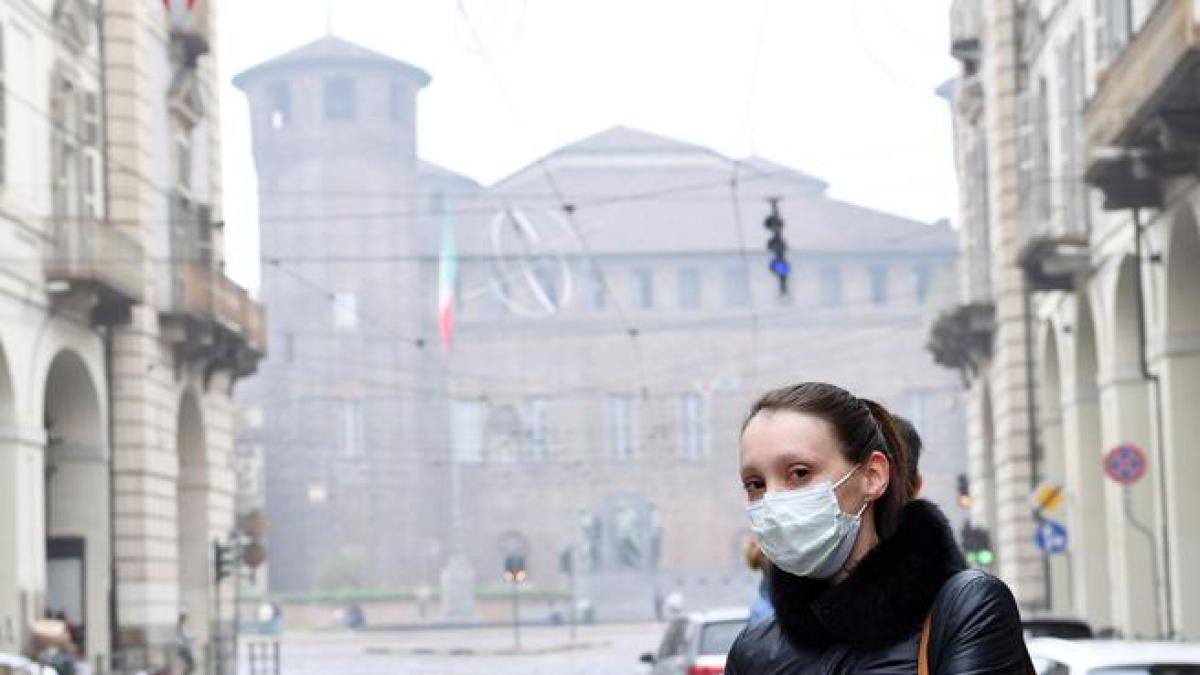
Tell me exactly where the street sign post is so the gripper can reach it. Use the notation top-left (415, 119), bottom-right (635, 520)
top-left (1034, 518), bottom-right (1068, 555)
top-left (1105, 443), bottom-right (1147, 486)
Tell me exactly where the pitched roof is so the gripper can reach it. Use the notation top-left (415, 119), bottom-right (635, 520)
top-left (551, 125), bottom-right (721, 157)
top-left (233, 36), bottom-right (431, 89)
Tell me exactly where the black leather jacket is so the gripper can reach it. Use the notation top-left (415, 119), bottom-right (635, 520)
top-left (726, 501), bottom-right (1028, 675)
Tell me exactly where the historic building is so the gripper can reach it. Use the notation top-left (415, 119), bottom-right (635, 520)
top-left (238, 36), bottom-right (965, 619)
top-left (0, 0), bottom-right (263, 671)
top-left (934, 0), bottom-right (1200, 639)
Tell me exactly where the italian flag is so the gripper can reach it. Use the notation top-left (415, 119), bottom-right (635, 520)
top-left (437, 222), bottom-right (457, 354)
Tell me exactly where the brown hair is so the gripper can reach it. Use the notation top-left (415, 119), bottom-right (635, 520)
top-left (742, 382), bottom-right (913, 537)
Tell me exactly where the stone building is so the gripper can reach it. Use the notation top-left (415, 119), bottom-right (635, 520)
top-left (237, 35), bottom-right (965, 618)
top-left (0, 0), bottom-right (263, 671)
top-left (934, 0), bottom-right (1200, 640)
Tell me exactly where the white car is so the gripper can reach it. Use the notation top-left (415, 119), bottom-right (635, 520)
top-left (640, 608), bottom-right (749, 675)
top-left (0, 653), bottom-right (56, 675)
top-left (1028, 638), bottom-right (1200, 674)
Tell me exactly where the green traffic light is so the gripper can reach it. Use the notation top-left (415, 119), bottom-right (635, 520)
top-left (976, 549), bottom-right (995, 566)
top-left (965, 551), bottom-right (978, 566)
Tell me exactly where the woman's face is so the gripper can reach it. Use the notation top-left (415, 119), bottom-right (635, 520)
top-left (739, 409), bottom-right (860, 509)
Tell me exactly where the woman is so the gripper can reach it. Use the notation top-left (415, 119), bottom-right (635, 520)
top-left (727, 383), bottom-right (1030, 674)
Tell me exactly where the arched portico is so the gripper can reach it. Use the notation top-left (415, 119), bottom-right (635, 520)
top-left (42, 349), bottom-right (110, 661)
top-left (1096, 257), bottom-right (1160, 637)
top-left (1160, 205), bottom-right (1200, 636)
top-left (1063, 298), bottom-right (1112, 628)
top-left (176, 390), bottom-right (210, 671)
top-left (1038, 322), bottom-right (1071, 614)
top-left (0, 339), bottom-right (24, 655)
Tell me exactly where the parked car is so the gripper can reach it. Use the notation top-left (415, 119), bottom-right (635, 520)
top-left (0, 653), bottom-right (56, 675)
top-left (1023, 616), bottom-right (1094, 640)
top-left (1028, 638), bottom-right (1200, 674)
top-left (639, 608), bottom-right (748, 675)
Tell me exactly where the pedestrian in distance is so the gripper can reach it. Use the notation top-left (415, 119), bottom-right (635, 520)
top-left (176, 609), bottom-right (195, 675)
top-left (893, 415), bottom-right (924, 497)
top-left (744, 539), bottom-right (775, 627)
top-left (727, 382), bottom-right (1033, 674)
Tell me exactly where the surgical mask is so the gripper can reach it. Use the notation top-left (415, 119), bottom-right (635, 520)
top-left (746, 466), bottom-right (868, 580)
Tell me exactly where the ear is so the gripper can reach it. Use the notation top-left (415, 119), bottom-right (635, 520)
top-left (861, 450), bottom-right (891, 501)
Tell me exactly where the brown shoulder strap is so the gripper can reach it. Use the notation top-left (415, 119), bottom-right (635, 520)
top-left (918, 612), bottom-right (933, 675)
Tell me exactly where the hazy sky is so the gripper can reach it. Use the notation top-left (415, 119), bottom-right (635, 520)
top-left (217, 0), bottom-right (958, 292)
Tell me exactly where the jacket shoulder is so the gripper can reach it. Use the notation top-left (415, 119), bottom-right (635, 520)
top-left (727, 618), bottom-right (812, 674)
top-left (930, 570), bottom-right (1027, 674)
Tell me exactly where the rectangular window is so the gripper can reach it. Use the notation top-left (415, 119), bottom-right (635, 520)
top-left (680, 393), bottom-right (706, 460)
top-left (268, 80), bottom-right (292, 126)
top-left (724, 265), bottom-right (750, 307)
top-left (632, 268), bottom-right (654, 309)
top-left (337, 399), bottom-right (363, 459)
top-left (608, 394), bottom-right (634, 461)
top-left (175, 134), bottom-right (192, 192)
top-left (527, 397), bottom-right (548, 462)
top-left (324, 77), bottom-right (356, 121)
top-left (333, 291), bottom-right (358, 331)
top-left (909, 389), bottom-right (929, 442)
top-left (869, 265), bottom-right (888, 305)
top-left (390, 82), bottom-right (408, 123)
top-left (588, 267), bottom-right (607, 309)
top-left (678, 268), bottom-right (701, 309)
top-left (819, 265), bottom-right (842, 307)
top-left (914, 265), bottom-right (932, 304)
top-left (451, 400), bottom-right (484, 464)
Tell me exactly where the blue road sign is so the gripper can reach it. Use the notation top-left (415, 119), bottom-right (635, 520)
top-left (1035, 518), bottom-right (1068, 555)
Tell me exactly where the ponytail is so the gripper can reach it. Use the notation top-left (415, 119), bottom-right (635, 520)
top-left (859, 398), bottom-right (913, 537)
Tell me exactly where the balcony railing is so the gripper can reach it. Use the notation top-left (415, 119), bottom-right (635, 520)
top-left (168, 262), bottom-right (267, 355)
top-left (1087, 0), bottom-right (1198, 150)
top-left (1085, 0), bottom-right (1200, 208)
top-left (46, 219), bottom-right (144, 305)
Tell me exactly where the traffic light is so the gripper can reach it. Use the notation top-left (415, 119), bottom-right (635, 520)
top-left (503, 553), bottom-right (527, 583)
top-left (763, 198), bottom-right (789, 295)
top-left (214, 540), bottom-right (233, 583)
top-left (956, 473), bottom-right (974, 510)
top-left (961, 523), bottom-right (994, 567)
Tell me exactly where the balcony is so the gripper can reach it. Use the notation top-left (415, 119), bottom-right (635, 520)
top-left (1085, 0), bottom-right (1200, 209)
top-left (165, 263), bottom-right (266, 376)
top-left (950, 0), bottom-right (982, 64)
top-left (927, 302), bottom-right (996, 377)
top-left (45, 220), bottom-right (144, 322)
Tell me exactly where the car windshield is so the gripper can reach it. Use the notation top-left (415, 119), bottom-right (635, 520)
top-left (698, 620), bottom-right (748, 656)
top-left (1094, 662), bottom-right (1200, 667)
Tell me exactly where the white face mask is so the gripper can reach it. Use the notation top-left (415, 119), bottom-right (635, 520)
top-left (746, 466), bottom-right (868, 579)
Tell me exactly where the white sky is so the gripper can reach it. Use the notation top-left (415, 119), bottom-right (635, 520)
top-left (216, 0), bottom-right (959, 293)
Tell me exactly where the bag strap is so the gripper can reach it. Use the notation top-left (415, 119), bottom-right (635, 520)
top-left (918, 612), bottom-right (933, 675)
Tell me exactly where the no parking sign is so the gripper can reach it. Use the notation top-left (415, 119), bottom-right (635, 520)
top-left (1104, 443), bottom-right (1147, 486)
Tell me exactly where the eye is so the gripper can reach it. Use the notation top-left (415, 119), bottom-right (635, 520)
top-left (742, 478), bottom-right (765, 498)
top-left (788, 466), bottom-right (810, 482)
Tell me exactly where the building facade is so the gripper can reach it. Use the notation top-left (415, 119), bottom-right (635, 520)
top-left (0, 0), bottom-right (263, 671)
top-left (935, 0), bottom-right (1200, 639)
top-left (238, 36), bottom-right (967, 619)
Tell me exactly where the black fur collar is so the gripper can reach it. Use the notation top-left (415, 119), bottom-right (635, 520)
top-left (767, 499), bottom-right (966, 651)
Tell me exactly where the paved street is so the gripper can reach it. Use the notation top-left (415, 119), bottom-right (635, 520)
top-left (242, 623), bottom-right (662, 675)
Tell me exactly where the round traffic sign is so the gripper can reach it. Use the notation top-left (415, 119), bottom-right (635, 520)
top-left (1034, 518), bottom-right (1068, 555)
top-left (1104, 443), bottom-right (1147, 486)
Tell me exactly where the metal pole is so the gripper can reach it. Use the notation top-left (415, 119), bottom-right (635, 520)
top-left (568, 559), bottom-right (577, 646)
top-left (1022, 281), bottom-right (1054, 611)
top-left (511, 580), bottom-right (521, 652)
top-left (214, 543), bottom-right (222, 675)
top-left (1134, 208), bottom-right (1174, 638)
